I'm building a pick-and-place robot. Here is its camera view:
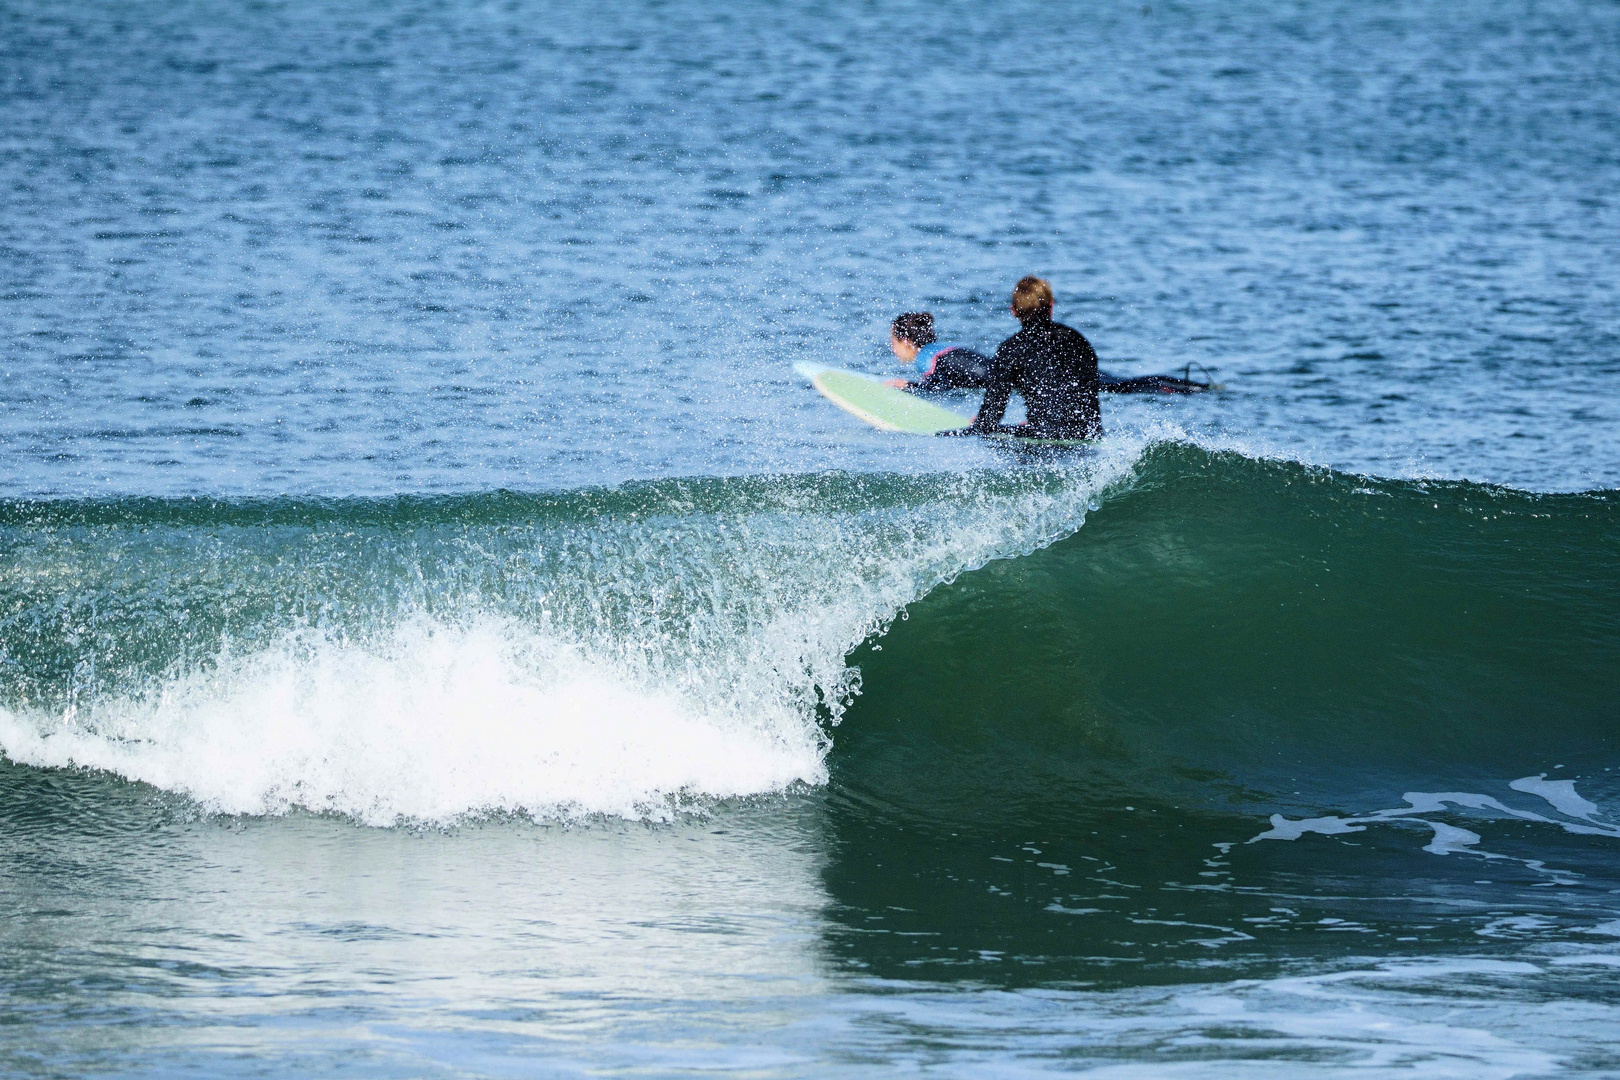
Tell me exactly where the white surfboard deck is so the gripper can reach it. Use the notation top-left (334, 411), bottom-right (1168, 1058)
top-left (793, 362), bottom-right (970, 434)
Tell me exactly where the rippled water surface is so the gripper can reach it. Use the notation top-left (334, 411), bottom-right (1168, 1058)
top-left (3, 1), bottom-right (1619, 1076)
top-left (4, 0), bottom-right (1617, 495)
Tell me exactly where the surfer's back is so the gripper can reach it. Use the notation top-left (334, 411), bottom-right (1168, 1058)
top-left (996, 316), bottom-right (1101, 437)
top-left (975, 277), bottom-right (1102, 440)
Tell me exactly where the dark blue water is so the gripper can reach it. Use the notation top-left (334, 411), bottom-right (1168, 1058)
top-left (3, 1), bottom-right (1620, 1075)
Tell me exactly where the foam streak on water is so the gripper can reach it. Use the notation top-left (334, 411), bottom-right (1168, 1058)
top-left (1250, 780), bottom-right (1620, 885)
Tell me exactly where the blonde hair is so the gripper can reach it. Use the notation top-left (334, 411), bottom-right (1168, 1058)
top-left (1010, 275), bottom-right (1054, 321)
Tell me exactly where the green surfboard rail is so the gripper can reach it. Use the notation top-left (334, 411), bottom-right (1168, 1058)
top-left (795, 363), bottom-right (970, 435)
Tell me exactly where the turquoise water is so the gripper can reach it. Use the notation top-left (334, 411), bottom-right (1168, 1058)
top-left (3, 1), bottom-right (1619, 1075)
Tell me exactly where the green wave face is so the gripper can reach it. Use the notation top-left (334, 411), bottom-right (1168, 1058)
top-left (846, 444), bottom-right (1619, 804)
top-left (826, 444), bottom-right (1620, 982)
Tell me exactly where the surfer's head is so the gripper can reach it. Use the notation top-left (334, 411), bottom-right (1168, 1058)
top-left (1010, 276), bottom-right (1054, 324)
top-left (890, 311), bottom-right (935, 363)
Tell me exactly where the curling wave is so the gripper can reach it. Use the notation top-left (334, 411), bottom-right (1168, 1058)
top-left (0, 454), bottom-right (1135, 822)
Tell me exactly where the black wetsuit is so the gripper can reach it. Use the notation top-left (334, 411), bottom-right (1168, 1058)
top-left (906, 344), bottom-right (994, 392)
top-left (971, 313), bottom-right (1102, 439)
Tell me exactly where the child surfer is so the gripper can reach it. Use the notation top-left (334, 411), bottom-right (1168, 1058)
top-left (883, 312), bottom-right (994, 392)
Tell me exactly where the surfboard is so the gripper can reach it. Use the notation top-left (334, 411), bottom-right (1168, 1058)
top-left (794, 362), bottom-right (1098, 448)
top-left (794, 362), bottom-right (970, 434)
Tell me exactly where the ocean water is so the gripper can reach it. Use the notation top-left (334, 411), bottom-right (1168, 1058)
top-left (2, 0), bottom-right (1618, 1075)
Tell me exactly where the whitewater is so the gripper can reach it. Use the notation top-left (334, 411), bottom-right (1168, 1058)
top-left (3, 0), bottom-right (1619, 1076)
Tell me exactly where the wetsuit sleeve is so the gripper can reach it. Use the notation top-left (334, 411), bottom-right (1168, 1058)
top-left (974, 367), bottom-right (1013, 429)
top-left (908, 348), bottom-right (957, 392)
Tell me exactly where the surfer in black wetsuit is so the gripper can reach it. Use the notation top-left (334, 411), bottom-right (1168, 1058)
top-left (968, 276), bottom-right (1103, 440)
top-left (883, 312), bottom-right (994, 393)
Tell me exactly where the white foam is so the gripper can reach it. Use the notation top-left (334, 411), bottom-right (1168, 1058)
top-left (1251, 814), bottom-right (1365, 842)
top-left (1511, 774), bottom-right (1605, 822)
top-left (1423, 821), bottom-right (1487, 857)
top-left (0, 620), bottom-right (822, 824)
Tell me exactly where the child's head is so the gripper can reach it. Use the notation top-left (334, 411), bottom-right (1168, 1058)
top-left (890, 311), bottom-right (936, 348)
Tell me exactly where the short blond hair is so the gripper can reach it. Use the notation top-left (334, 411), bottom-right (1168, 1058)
top-left (1011, 275), bottom-right (1054, 320)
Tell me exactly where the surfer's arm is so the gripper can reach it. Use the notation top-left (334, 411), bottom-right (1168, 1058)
top-left (971, 347), bottom-right (1018, 430)
top-left (906, 368), bottom-right (951, 393)
top-left (888, 367), bottom-right (942, 393)
top-left (973, 379), bottom-right (1012, 430)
